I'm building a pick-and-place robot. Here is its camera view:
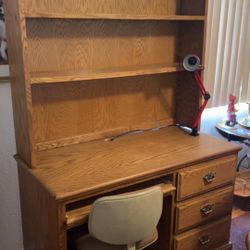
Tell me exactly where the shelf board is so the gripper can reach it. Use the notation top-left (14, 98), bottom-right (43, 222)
top-left (25, 12), bottom-right (205, 21)
top-left (30, 63), bottom-right (185, 84)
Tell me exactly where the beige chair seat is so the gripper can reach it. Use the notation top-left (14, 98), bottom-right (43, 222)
top-left (76, 229), bottom-right (158, 250)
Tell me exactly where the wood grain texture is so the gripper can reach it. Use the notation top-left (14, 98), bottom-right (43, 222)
top-left (31, 74), bottom-right (176, 148)
top-left (7, 1), bottom-right (236, 250)
top-left (26, 19), bottom-right (179, 73)
top-left (30, 63), bottom-right (185, 84)
top-left (35, 118), bottom-right (174, 151)
top-left (4, 0), bottom-right (34, 164)
top-left (174, 216), bottom-right (231, 250)
top-left (24, 0), bottom-right (182, 18)
top-left (175, 185), bottom-right (234, 232)
top-left (26, 13), bottom-right (206, 21)
top-left (177, 155), bottom-right (237, 200)
top-left (18, 163), bottom-right (61, 250)
top-left (23, 126), bottom-right (240, 202)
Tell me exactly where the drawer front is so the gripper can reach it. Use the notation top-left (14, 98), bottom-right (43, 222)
top-left (176, 185), bottom-right (234, 232)
top-left (174, 216), bottom-right (231, 250)
top-left (177, 155), bottom-right (236, 200)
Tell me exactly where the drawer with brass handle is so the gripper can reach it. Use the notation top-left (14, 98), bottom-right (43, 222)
top-left (200, 203), bottom-right (214, 215)
top-left (177, 155), bottom-right (236, 200)
top-left (203, 172), bottom-right (216, 184)
top-left (175, 185), bottom-right (233, 232)
top-left (199, 235), bottom-right (211, 245)
top-left (174, 215), bottom-right (231, 250)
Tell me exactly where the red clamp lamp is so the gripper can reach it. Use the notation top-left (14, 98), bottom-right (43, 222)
top-left (182, 55), bottom-right (211, 136)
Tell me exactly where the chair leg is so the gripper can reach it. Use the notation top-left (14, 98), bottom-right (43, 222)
top-left (127, 243), bottom-right (136, 250)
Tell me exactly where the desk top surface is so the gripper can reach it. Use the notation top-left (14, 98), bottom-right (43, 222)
top-left (20, 126), bottom-right (241, 202)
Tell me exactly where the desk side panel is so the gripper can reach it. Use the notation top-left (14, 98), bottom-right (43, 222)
top-left (18, 163), bottom-right (64, 250)
top-left (4, 0), bottom-right (34, 165)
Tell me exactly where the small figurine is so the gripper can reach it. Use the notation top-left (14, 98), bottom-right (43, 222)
top-left (226, 94), bottom-right (238, 127)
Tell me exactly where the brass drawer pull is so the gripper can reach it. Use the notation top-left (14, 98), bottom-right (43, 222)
top-left (201, 204), bottom-right (214, 215)
top-left (199, 235), bottom-right (211, 245)
top-left (203, 172), bottom-right (216, 184)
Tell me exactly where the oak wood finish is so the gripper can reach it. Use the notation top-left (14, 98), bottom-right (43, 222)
top-left (6, 0), bottom-right (208, 160)
top-left (177, 155), bottom-right (237, 200)
top-left (26, 14), bottom-right (206, 21)
top-left (30, 63), bottom-right (185, 84)
top-left (5, 1), bottom-right (239, 249)
top-left (34, 118), bottom-right (174, 151)
top-left (174, 216), bottom-right (231, 250)
top-left (26, 19), bottom-right (179, 74)
top-left (4, 0), bottom-right (33, 165)
top-left (24, 0), bottom-right (205, 19)
top-left (26, 127), bottom-right (240, 202)
top-left (18, 163), bottom-right (62, 250)
top-left (31, 74), bottom-right (176, 151)
top-left (175, 185), bottom-right (234, 232)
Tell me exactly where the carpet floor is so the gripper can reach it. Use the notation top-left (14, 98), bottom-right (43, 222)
top-left (230, 212), bottom-right (250, 250)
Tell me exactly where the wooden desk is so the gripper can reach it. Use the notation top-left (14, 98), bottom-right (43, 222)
top-left (17, 127), bottom-right (241, 250)
top-left (5, 0), bottom-right (240, 249)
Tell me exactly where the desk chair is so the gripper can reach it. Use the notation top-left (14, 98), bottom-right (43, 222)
top-left (76, 186), bottom-right (163, 250)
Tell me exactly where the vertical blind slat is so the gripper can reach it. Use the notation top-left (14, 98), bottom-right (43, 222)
top-left (204, 0), bottom-right (250, 107)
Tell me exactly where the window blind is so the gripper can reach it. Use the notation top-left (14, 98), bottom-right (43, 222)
top-left (204, 0), bottom-right (250, 107)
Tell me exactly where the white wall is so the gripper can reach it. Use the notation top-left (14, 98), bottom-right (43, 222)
top-left (0, 82), bottom-right (23, 250)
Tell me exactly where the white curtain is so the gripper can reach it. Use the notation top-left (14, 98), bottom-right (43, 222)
top-left (204, 0), bottom-right (250, 107)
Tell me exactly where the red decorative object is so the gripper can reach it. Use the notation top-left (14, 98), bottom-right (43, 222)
top-left (226, 94), bottom-right (237, 126)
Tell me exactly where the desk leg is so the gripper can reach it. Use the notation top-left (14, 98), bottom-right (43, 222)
top-left (58, 204), bottom-right (67, 250)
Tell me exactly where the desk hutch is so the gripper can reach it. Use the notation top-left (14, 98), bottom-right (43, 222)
top-left (4, 0), bottom-right (241, 249)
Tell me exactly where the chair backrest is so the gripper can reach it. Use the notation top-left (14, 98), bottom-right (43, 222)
top-left (88, 186), bottom-right (163, 246)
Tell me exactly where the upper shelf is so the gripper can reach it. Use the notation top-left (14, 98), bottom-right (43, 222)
top-left (25, 13), bottom-right (205, 21)
top-left (30, 63), bottom-right (185, 85)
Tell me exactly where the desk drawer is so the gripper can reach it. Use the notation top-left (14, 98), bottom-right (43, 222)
top-left (177, 155), bottom-right (236, 200)
top-left (175, 185), bottom-right (234, 232)
top-left (174, 216), bottom-right (231, 250)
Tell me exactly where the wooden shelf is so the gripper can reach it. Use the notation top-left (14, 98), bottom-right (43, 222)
top-left (30, 63), bottom-right (185, 84)
top-left (25, 13), bottom-right (205, 21)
